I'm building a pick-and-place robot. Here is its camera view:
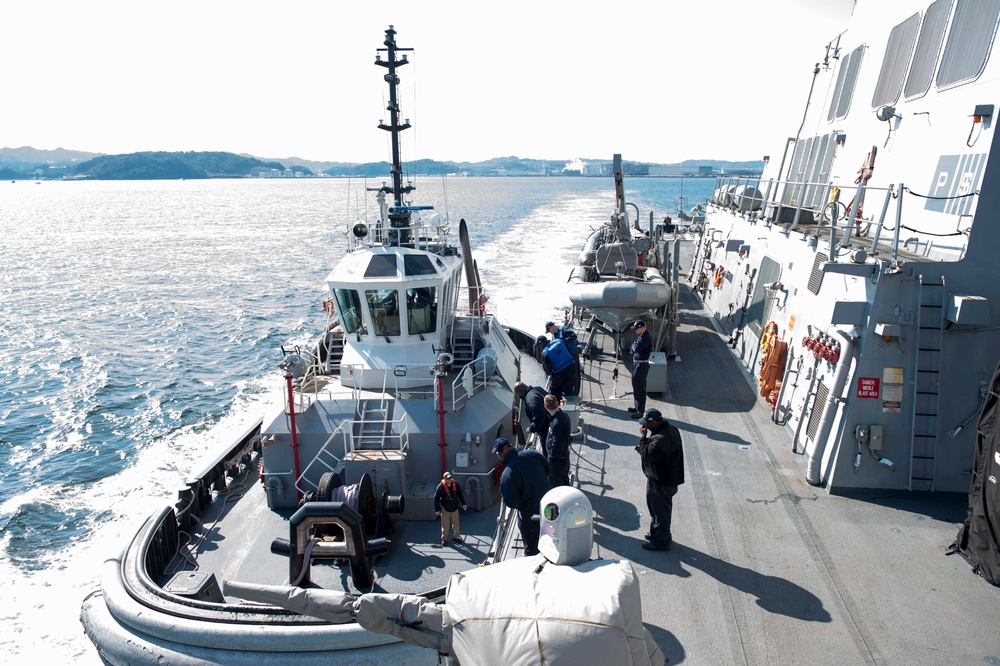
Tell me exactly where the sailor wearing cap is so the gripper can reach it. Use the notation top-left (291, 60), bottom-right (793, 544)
top-left (628, 320), bottom-right (652, 418)
top-left (434, 471), bottom-right (468, 546)
top-left (635, 408), bottom-right (684, 551)
top-left (493, 437), bottom-right (552, 556)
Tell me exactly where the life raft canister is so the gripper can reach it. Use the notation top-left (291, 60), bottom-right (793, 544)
top-left (544, 339), bottom-right (575, 374)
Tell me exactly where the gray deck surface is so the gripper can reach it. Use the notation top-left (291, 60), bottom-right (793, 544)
top-left (568, 283), bottom-right (1000, 664)
top-left (185, 282), bottom-right (1000, 663)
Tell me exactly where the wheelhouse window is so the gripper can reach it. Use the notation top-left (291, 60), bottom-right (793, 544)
top-left (827, 45), bottom-right (865, 121)
top-left (406, 286), bottom-right (438, 335)
top-left (904, 0), bottom-right (952, 99)
top-left (366, 289), bottom-right (401, 336)
top-left (403, 254), bottom-right (437, 276)
top-left (872, 13), bottom-right (920, 108)
top-left (936, 0), bottom-right (1000, 89)
top-left (365, 254), bottom-right (398, 278)
top-left (333, 289), bottom-right (368, 335)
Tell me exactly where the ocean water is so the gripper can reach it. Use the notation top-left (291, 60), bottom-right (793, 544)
top-left (0, 175), bottom-right (714, 661)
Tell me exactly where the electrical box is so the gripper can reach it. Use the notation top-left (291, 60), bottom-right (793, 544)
top-left (455, 451), bottom-right (469, 468)
top-left (946, 295), bottom-right (990, 325)
top-left (869, 425), bottom-right (884, 452)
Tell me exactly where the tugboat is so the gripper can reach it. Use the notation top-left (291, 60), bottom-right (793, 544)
top-left (81, 26), bottom-right (537, 664)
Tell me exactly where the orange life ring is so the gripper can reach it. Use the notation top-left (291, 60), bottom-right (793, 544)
top-left (713, 266), bottom-right (724, 288)
top-left (322, 298), bottom-right (336, 316)
top-left (478, 294), bottom-right (487, 314)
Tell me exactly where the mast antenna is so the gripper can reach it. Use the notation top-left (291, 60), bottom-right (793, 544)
top-left (375, 25), bottom-right (416, 246)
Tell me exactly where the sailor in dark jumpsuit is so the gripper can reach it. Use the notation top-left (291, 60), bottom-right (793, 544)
top-left (636, 408), bottom-right (684, 550)
top-left (543, 394), bottom-right (572, 487)
top-left (514, 382), bottom-right (550, 446)
top-left (629, 319), bottom-right (652, 418)
top-left (494, 437), bottom-right (552, 556)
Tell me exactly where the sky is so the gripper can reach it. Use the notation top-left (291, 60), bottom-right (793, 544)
top-left (3, 0), bottom-right (856, 164)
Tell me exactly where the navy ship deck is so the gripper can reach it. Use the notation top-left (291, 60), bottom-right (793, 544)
top-left (568, 280), bottom-right (1000, 664)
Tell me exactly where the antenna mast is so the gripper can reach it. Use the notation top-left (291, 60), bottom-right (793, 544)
top-left (375, 25), bottom-right (415, 246)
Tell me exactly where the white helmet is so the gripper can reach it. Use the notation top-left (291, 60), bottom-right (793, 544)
top-left (538, 487), bottom-right (593, 565)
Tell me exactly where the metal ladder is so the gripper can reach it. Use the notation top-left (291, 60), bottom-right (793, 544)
top-left (909, 274), bottom-right (946, 491)
top-left (451, 317), bottom-right (478, 366)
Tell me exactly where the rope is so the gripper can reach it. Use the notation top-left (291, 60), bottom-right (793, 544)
top-left (903, 187), bottom-right (979, 201)
top-left (874, 186), bottom-right (978, 237)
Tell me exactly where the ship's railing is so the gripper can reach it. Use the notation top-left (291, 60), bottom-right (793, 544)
top-left (450, 358), bottom-right (502, 411)
top-left (709, 173), bottom-right (973, 262)
top-left (294, 415), bottom-right (412, 496)
top-left (345, 216), bottom-right (451, 253)
top-left (340, 362), bottom-right (439, 401)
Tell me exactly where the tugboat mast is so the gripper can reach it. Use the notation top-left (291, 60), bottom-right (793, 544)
top-left (375, 25), bottom-right (416, 246)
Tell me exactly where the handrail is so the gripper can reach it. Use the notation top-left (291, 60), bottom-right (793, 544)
top-left (450, 358), bottom-right (499, 411)
top-left (708, 175), bottom-right (958, 262)
top-left (294, 415), bottom-right (412, 496)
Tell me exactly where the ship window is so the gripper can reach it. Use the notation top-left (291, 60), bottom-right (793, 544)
top-left (746, 256), bottom-right (781, 338)
top-left (365, 254), bottom-right (398, 278)
top-left (904, 0), bottom-right (952, 99)
top-left (827, 45), bottom-right (865, 121)
top-left (404, 254), bottom-right (437, 276)
top-left (936, 0), bottom-right (1000, 89)
top-left (366, 289), bottom-right (401, 336)
top-left (872, 13), bottom-right (920, 108)
top-left (333, 289), bottom-right (368, 335)
top-left (406, 286), bottom-right (438, 335)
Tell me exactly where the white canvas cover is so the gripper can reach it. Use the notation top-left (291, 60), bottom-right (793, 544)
top-left (445, 555), bottom-right (664, 666)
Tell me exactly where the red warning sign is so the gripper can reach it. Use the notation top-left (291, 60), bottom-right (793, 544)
top-left (857, 377), bottom-right (880, 398)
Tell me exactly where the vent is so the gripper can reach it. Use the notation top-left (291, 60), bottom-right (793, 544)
top-left (808, 252), bottom-right (828, 295)
top-left (806, 380), bottom-right (829, 442)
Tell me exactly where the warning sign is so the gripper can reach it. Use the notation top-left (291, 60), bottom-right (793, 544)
top-left (857, 377), bottom-right (880, 398)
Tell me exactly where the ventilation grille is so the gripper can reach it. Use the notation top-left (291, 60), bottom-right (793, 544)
top-left (806, 380), bottom-right (829, 442)
top-left (808, 252), bottom-right (828, 295)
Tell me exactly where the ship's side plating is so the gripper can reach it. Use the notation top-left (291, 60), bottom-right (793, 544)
top-left (693, 0), bottom-right (1000, 494)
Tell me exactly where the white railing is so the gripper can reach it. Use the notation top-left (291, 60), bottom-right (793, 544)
top-left (709, 173), bottom-right (974, 262)
top-left (294, 415), bottom-right (412, 496)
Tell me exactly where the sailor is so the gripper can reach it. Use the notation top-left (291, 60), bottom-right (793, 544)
top-left (545, 321), bottom-right (581, 396)
top-left (434, 472), bottom-right (468, 546)
top-left (543, 394), bottom-right (572, 487)
top-left (494, 437), bottom-right (552, 556)
top-left (635, 408), bottom-right (684, 551)
top-left (542, 327), bottom-right (578, 401)
top-left (514, 382), bottom-right (550, 448)
top-left (628, 319), bottom-right (652, 418)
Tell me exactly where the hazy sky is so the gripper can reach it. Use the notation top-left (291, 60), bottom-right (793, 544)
top-left (4, 0), bottom-right (855, 164)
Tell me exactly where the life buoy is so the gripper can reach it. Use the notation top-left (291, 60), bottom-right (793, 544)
top-left (713, 265), bottom-right (724, 288)
top-left (478, 293), bottom-right (487, 314)
top-left (322, 298), bottom-right (336, 316)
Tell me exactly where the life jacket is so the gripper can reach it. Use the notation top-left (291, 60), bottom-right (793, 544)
top-left (543, 339), bottom-right (575, 374)
top-left (557, 326), bottom-right (579, 357)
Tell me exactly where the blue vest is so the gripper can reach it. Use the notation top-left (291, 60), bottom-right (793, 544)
top-left (544, 339), bottom-right (575, 374)
top-left (556, 326), bottom-right (579, 356)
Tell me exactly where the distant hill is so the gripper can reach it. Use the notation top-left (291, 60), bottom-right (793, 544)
top-left (1, 147), bottom-right (760, 180)
top-left (72, 151), bottom-right (286, 180)
top-left (0, 146), bottom-right (104, 179)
